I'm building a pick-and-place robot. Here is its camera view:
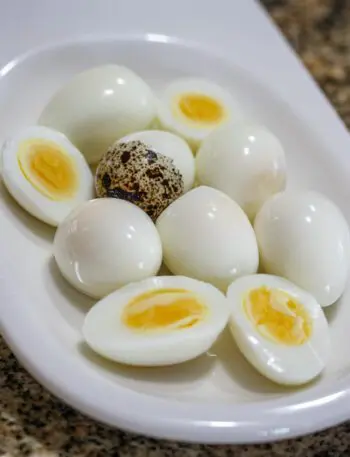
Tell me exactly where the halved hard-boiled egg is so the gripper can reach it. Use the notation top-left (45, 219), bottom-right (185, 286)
top-left (157, 78), bottom-right (241, 150)
top-left (227, 274), bottom-right (330, 385)
top-left (83, 276), bottom-right (229, 366)
top-left (2, 126), bottom-right (93, 226)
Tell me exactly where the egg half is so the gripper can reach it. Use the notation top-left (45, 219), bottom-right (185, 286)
top-left (227, 274), bottom-right (330, 385)
top-left (1, 126), bottom-right (93, 226)
top-left (157, 78), bottom-right (241, 150)
top-left (83, 276), bottom-right (230, 366)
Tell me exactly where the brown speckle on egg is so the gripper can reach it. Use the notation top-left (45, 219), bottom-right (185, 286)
top-left (95, 140), bottom-right (184, 220)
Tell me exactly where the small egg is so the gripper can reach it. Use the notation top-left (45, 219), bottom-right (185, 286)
top-left (118, 130), bottom-right (195, 192)
top-left (54, 199), bottom-right (162, 298)
top-left (95, 140), bottom-right (184, 221)
top-left (254, 191), bottom-right (350, 307)
top-left (83, 276), bottom-right (229, 366)
top-left (156, 186), bottom-right (259, 291)
top-left (157, 78), bottom-right (241, 150)
top-left (227, 274), bottom-right (330, 385)
top-left (196, 122), bottom-right (287, 220)
top-left (1, 126), bottom-right (93, 226)
top-left (39, 65), bottom-right (157, 164)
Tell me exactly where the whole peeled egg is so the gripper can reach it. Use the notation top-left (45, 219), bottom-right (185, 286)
top-left (254, 191), bottom-right (350, 307)
top-left (156, 186), bottom-right (259, 291)
top-left (39, 65), bottom-right (156, 164)
top-left (54, 198), bottom-right (162, 298)
top-left (196, 122), bottom-right (287, 220)
top-left (95, 140), bottom-right (184, 221)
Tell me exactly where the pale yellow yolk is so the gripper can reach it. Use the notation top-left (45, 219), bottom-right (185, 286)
top-left (18, 138), bottom-right (78, 200)
top-left (177, 93), bottom-right (224, 124)
top-left (244, 287), bottom-right (312, 346)
top-left (123, 288), bottom-right (208, 332)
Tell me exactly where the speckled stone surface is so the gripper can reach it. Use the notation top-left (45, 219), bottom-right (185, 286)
top-left (2, 1), bottom-right (350, 455)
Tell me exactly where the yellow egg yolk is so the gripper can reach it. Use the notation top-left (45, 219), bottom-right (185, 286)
top-left (18, 138), bottom-right (78, 200)
top-left (177, 93), bottom-right (224, 124)
top-left (244, 287), bottom-right (312, 346)
top-left (123, 288), bottom-right (208, 332)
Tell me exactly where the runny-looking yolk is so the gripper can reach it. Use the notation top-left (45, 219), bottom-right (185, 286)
top-left (123, 288), bottom-right (208, 332)
top-left (244, 287), bottom-right (312, 346)
top-left (18, 138), bottom-right (78, 200)
top-left (177, 93), bottom-right (224, 124)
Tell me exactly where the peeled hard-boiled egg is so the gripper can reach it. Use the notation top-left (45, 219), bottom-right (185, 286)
top-left (157, 78), bottom-right (241, 150)
top-left (39, 65), bottom-right (156, 164)
top-left (196, 122), bottom-right (287, 220)
top-left (54, 199), bottom-right (162, 298)
top-left (156, 186), bottom-right (259, 291)
top-left (83, 276), bottom-right (229, 366)
top-left (1, 126), bottom-right (93, 226)
top-left (227, 274), bottom-right (330, 385)
top-left (118, 130), bottom-right (195, 192)
top-left (254, 191), bottom-right (350, 307)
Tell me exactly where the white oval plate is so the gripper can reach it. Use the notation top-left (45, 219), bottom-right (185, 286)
top-left (1, 36), bottom-right (350, 445)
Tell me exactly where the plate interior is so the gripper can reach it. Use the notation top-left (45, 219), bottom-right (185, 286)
top-left (0, 38), bottom-right (349, 405)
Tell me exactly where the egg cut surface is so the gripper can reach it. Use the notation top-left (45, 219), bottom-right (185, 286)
top-left (157, 78), bottom-right (241, 150)
top-left (1, 126), bottom-right (93, 226)
top-left (83, 276), bottom-right (230, 366)
top-left (39, 65), bottom-right (157, 164)
top-left (118, 130), bottom-right (195, 192)
top-left (254, 191), bottom-right (350, 307)
top-left (196, 122), bottom-right (287, 220)
top-left (54, 198), bottom-right (162, 298)
top-left (156, 186), bottom-right (259, 291)
top-left (227, 274), bottom-right (330, 385)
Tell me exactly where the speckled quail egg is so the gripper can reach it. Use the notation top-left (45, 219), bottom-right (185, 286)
top-left (95, 140), bottom-right (184, 221)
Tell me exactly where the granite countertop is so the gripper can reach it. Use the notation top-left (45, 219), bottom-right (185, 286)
top-left (2, 0), bottom-right (350, 456)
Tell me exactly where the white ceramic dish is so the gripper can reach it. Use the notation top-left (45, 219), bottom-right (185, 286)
top-left (1, 0), bottom-right (350, 445)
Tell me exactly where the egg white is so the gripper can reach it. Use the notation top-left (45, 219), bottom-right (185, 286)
top-left (83, 276), bottom-right (229, 366)
top-left (157, 78), bottom-right (241, 150)
top-left (227, 274), bottom-right (331, 385)
top-left (156, 186), bottom-right (259, 291)
top-left (39, 65), bottom-right (157, 164)
top-left (2, 126), bottom-right (93, 226)
top-left (118, 130), bottom-right (195, 192)
top-left (196, 122), bottom-right (287, 220)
